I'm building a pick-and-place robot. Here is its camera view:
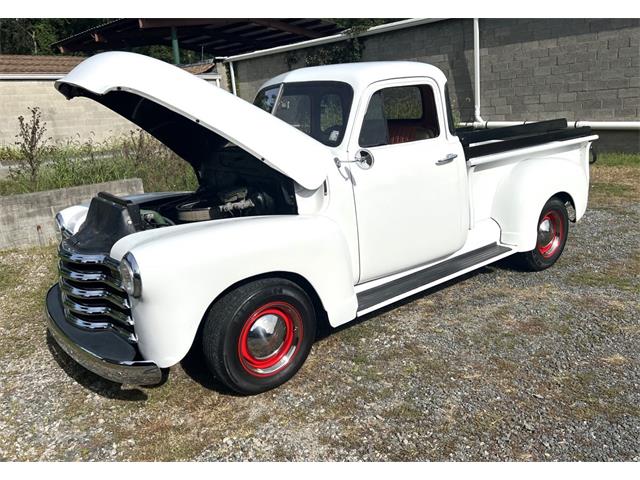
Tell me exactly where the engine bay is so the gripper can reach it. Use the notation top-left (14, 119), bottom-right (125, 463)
top-left (67, 146), bottom-right (299, 254)
top-left (137, 145), bottom-right (298, 228)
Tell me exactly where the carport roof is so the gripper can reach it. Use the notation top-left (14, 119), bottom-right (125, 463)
top-left (51, 19), bottom-right (347, 57)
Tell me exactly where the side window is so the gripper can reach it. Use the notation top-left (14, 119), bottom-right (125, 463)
top-left (275, 94), bottom-right (311, 134)
top-left (359, 84), bottom-right (440, 148)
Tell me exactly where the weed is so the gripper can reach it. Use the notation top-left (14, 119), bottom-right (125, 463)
top-left (9, 106), bottom-right (51, 183)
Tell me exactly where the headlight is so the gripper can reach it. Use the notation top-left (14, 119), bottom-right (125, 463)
top-left (119, 252), bottom-right (142, 298)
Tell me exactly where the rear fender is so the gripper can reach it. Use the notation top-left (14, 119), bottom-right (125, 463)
top-left (491, 154), bottom-right (589, 252)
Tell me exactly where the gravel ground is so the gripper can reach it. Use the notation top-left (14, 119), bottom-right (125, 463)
top-left (0, 163), bottom-right (638, 461)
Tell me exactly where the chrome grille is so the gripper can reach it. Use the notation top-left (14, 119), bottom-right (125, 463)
top-left (58, 243), bottom-right (136, 343)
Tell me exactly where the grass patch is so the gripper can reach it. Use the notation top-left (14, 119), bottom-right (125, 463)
top-left (596, 153), bottom-right (640, 167)
top-left (571, 271), bottom-right (638, 293)
top-left (590, 182), bottom-right (633, 198)
top-left (589, 154), bottom-right (640, 209)
top-left (569, 252), bottom-right (640, 294)
top-left (0, 262), bottom-right (21, 292)
top-left (556, 372), bottom-right (640, 421)
top-left (0, 245), bottom-right (58, 360)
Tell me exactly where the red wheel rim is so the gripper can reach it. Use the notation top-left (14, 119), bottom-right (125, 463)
top-left (238, 301), bottom-right (303, 377)
top-left (537, 210), bottom-right (564, 258)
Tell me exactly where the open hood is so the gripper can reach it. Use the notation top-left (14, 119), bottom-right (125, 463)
top-left (55, 52), bottom-right (332, 190)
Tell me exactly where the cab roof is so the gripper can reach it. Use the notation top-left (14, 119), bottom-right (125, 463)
top-left (259, 61), bottom-right (448, 95)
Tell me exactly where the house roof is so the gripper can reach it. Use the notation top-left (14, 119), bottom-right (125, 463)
top-left (0, 55), bottom-right (86, 75)
top-left (0, 54), bottom-right (218, 77)
top-left (180, 61), bottom-right (217, 75)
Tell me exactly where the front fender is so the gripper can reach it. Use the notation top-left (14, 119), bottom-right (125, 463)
top-left (491, 154), bottom-right (589, 252)
top-left (111, 215), bottom-right (358, 368)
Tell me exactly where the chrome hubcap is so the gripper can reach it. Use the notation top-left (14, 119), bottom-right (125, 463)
top-left (537, 210), bottom-right (563, 258)
top-left (537, 218), bottom-right (553, 246)
top-left (238, 301), bottom-right (303, 377)
top-left (246, 314), bottom-right (287, 360)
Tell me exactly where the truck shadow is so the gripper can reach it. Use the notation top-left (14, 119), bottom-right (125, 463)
top-left (180, 351), bottom-right (242, 396)
top-left (316, 263), bottom-right (507, 340)
top-left (46, 331), bottom-right (156, 401)
top-left (181, 263), bottom-right (508, 393)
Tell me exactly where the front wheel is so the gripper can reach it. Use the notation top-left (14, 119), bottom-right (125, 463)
top-left (515, 197), bottom-right (569, 271)
top-left (201, 278), bottom-right (316, 395)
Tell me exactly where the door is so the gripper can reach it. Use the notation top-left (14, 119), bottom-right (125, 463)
top-left (347, 78), bottom-right (468, 283)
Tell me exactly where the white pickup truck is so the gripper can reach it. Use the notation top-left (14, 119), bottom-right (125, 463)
top-left (46, 52), bottom-right (597, 394)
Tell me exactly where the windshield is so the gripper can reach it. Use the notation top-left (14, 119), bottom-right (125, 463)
top-left (254, 81), bottom-right (354, 147)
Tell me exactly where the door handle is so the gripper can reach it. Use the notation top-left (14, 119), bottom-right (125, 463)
top-left (436, 153), bottom-right (457, 165)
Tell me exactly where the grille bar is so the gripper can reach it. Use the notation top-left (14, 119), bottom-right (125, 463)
top-left (58, 262), bottom-right (122, 290)
top-left (63, 311), bottom-right (137, 344)
top-left (60, 278), bottom-right (130, 310)
top-left (58, 246), bottom-right (120, 273)
top-left (57, 242), bottom-right (135, 343)
top-left (62, 295), bottom-right (133, 328)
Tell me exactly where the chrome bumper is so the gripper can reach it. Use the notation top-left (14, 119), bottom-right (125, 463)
top-left (45, 284), bottom-right (162, 386)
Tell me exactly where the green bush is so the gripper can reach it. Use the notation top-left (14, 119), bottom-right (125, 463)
top-left (0, 129), bottom-right (197, 196)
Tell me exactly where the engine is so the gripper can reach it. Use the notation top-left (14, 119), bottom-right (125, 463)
top-left (137, 186), bottom-right (278, 230)
top-left (172, 186), bottom-right (274, 223)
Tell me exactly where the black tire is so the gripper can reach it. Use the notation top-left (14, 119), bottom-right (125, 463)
top-left (514, 197), bottom-right (569, 271)
top-left (201, 277), bottom-right (316, 395)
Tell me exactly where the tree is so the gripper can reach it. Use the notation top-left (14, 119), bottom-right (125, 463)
top-left (0, 19), bottom-right (108, 55)
top-left (286, 19), bottom-right (395, 68)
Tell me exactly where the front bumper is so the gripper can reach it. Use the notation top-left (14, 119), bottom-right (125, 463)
top-left (45, 284), bottom-right (162, 385)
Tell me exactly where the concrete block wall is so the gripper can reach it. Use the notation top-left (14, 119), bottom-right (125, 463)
top-left (476, 18), bottom-right (639, 123)
top-left (233, 18), bottom-right (640, 152)
top-left (0, 178), bottom-right (143, 250)
top-left (0, 80), bottom-right (137, 146)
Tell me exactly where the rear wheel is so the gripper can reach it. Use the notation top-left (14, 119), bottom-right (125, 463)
top-left (515, 197), bottom-right (569, 271)
top-left (201, 278), bottom-right (316, 395)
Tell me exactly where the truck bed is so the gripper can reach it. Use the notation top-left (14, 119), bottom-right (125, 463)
top-left (457, 119), bottom-right (593, 160)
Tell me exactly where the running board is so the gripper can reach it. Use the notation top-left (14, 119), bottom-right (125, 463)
top-left (356, 243), bottom-right (512, 314)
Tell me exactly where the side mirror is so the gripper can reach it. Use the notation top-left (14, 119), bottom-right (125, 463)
top-left (355, 149), bottom-right (375, 170)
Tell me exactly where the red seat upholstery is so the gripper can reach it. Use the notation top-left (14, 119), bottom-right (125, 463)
top-left (388, 124), bottom-right (418, 144)
top-left (387, 122), bottom-right (434, 144)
